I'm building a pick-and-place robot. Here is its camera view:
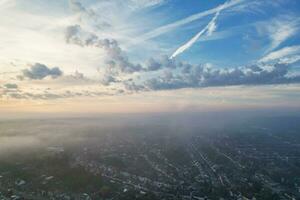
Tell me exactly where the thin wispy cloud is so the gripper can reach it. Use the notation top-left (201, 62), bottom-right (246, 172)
top-left (260, 45), bottom-right (300, 63)
top-left (257, 15), bottom-right (300, 53)
top-left (131, 0), bottom-right (244, 45)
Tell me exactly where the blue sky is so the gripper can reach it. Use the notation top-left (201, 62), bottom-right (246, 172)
top-left (0, 0), bottom-right (300, 113)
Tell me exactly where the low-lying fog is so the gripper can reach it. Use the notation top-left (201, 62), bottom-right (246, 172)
top-left (0, 110), bottom-right (299, 158)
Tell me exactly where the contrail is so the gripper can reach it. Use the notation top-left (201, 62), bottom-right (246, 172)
top-left (169, 0), bottom-right (234, 59)
top-left (170, 11), bottom-right (221, 59)
top-left (129, 0), bottom-right (244, 46)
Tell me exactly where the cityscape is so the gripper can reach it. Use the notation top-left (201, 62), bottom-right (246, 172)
top-left (0, 114), bottom-right (299, 199)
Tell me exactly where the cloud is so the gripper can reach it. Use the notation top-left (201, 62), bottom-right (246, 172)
top-left (63, 21), bottom-right (300, 92)
top-left (146, 58), bottom-right (163, 71)
top-left (65, 24), bottom-right (143, 84)
top-left (257, 15), bottom-right (299, 53)
top-left (4, 83), bottom-right (18, 89)
top-left (68, 0), bottom-right (165, 33)
top-left (65, 25), bottom-right (98, 47)
top-left (206, 16), bottom-right (218, 37)
top-left (62, 1), bottom-right (300, 92)
top-left (229, 0), bottom-right (286, 14)
top-left (1, 83), bottom-right (19, 98)
top-left (100, 74), bottom-right (119, 86)
top-left (69, 0), bottom-right (111, 30)
top-left (138, 61), bottom-right (300, 91)
top-left (69, 0), bottom-right (88, 13)
top-left (260, 45), bottom-right (300, 63)
top-left (128, 0), bottom-right (166, 8)
top-left (69, 0), bottom-right (100, 17)
top-left (124, 81), bottom-right (145, 92)
top-left (170, 5), bottom-right (223, 59)
top-left (132, 0), bottom-right (244, 45)
top-left (1, 88), bottom-right (113, 100)
top-left (145, 55), bottom-right (185, 71)
top-left (126, 55), bottom-right (300, 90)
top-left (53, 71), bottom-right (97, 86)
top-left (21, 63), bottom-right (63, 80)
top-left (4, 60), bottom-right (300, 100)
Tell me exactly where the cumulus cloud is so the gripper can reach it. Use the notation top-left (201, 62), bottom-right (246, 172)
top-left (139, 62), bottom-right (300, 91)
top-left (65, 25), bottom-right (143, 84)
top-left (124, 81), bottom-right (146, 92)
top-left (65, 25), bottom-right (142, 73)
top-left (21, 63), bottom-right (63, 80)
top-left (145, 55), bottom-right (185, 71)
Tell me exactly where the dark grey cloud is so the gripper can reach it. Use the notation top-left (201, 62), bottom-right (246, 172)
top-left (65, 25), bottom-right (100, 47)
top-left (22, 63), bottom-right (63, 80)
top-left (146, 58), bottom-right (162, 71)
top-left (100, 75), bottom-right (119, 86)
top-left (144, 63), bottom-right (300, 91)
top-left (124, 81), bottom-right (145, 92)
top-left (145, 55), bottom-right (191, 71)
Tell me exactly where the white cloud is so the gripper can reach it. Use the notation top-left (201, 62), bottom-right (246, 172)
top-left (257, 16), bottom-right (299, 53)
top-left (128, 0), bottom-right (166, 8)
top-left (170, 3), bottom-right (224, 59)
top-left (0, 0), bottom-right (15, 10)
top-left (260, 45), bottom-right (300, 63)
top-left (131, 0), bottom-right (244, 45)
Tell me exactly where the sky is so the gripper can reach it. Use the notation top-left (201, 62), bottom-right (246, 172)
top-left (0, 0), bottom-right (300, 115)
